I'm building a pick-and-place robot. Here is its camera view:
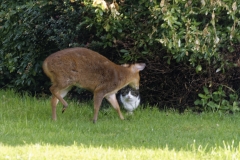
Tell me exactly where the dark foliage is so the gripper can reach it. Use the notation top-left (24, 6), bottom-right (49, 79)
top-left (1, 0), bottom-right (240, 112)
top-left (140, 45), bottom-right (240, 111)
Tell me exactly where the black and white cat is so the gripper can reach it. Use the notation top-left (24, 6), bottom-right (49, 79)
top-left (117, 85), bottom-right (140, 114)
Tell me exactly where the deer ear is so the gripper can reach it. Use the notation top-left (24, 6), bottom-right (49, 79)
top-left (133, 63), bottom-right (146, 71)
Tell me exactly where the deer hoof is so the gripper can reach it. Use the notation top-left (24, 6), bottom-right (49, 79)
top-left (62, 107), bottom-right (67, 113)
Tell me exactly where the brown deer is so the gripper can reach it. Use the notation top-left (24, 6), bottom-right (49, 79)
top-left (42, 47), bottom-right (145, 123)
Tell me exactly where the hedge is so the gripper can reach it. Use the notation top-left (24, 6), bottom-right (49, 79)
top-left (0, 0), bottom-right (239, 112)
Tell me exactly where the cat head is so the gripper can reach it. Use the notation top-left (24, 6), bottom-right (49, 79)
top-left (120, 86), bottom-right (139, 97)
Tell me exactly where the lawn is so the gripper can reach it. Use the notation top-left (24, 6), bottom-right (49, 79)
top-left (0, 89), bottom-right (239, 159)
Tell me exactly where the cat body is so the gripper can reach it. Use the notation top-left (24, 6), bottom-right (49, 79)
top-left (117, 86), bottom-right (140, 113)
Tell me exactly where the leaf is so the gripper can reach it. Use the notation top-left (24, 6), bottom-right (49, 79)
top-left (194, 99), bottom-right (202, 105)
top-left (203, 86), bottom-right (209, 95)
top-left (117, 28), bottom-right (122, 33)
top-left (232, 102), bottom-right (240, 112)
top-left (207, 101), bottom-right (218, 109)
top-left (230, 93), bottom-right (238, 98)
top-left (212, 94), bottom-right (220, 102)
top-left (232, 2), bottom-right (237, 11)
top-left (104, 23), bottom-right (110, 32)
top-left (233, 101), bottom-right (239, 106)
top-left (221, 99), bottom-right (229, 106)
top-left (196, 65), bottom-right (202, 73)
top-left (198, 93), bottom-right (209, 99)
top-left (120, 49), bottom-right (129, 53)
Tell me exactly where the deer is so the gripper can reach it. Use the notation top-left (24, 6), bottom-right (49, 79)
top-left (42, 47), bottom-right (146, 123)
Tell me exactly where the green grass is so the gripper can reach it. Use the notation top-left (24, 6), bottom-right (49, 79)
top-left (0, 89), bottom-right (240, 159)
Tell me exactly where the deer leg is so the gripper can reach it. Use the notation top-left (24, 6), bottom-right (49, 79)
top-left (50, 86), bottom-right (70, 120)
top-left (59, 88), bottom-right (71, 113)
top-left (106, 94), bottom-right (124, 120)
top-left (51, 95), bottom-right (59, 121)
top-left (93, 92), bottom-right (104, 123)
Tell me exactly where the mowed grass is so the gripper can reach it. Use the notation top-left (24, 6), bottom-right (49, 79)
top-left (0, 89), bottom-right (240, 159)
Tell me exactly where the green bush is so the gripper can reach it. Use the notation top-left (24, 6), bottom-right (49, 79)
top-left (194, 86), bottom-right (239, 113)
top-left (91, 0), bottom-right (240, 67)
top-left (153, 1), bottom-right (240, 68)
top-left (0, 0), bottom-right (239, 110)
top-left (0, 0), bottom-right (93, 92)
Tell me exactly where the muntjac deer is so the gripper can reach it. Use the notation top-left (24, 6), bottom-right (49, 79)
top-left (42, 47), bottom-right (145, 123)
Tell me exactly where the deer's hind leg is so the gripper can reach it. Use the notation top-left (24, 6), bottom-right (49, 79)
top-left (50, 85), bottom-right (71, 120)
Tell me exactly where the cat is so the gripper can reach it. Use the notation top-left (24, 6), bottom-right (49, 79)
top-left (117, 85), bottom-right (140, 114)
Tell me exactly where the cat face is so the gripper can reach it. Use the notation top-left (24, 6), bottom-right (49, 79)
top-left (118, 86), bottom-right (140, 112)
top-left (120, 86), bottom-right (139, 97)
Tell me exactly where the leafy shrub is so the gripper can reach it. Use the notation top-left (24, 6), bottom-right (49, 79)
top-left (0, 0), bottom-right (239, 112)
top-left (157, 1), bottom-right (239, 67)
top-left (0, 0), bottom-right (93, 93)
top-left (194, 86), bottom-right (239, 113)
